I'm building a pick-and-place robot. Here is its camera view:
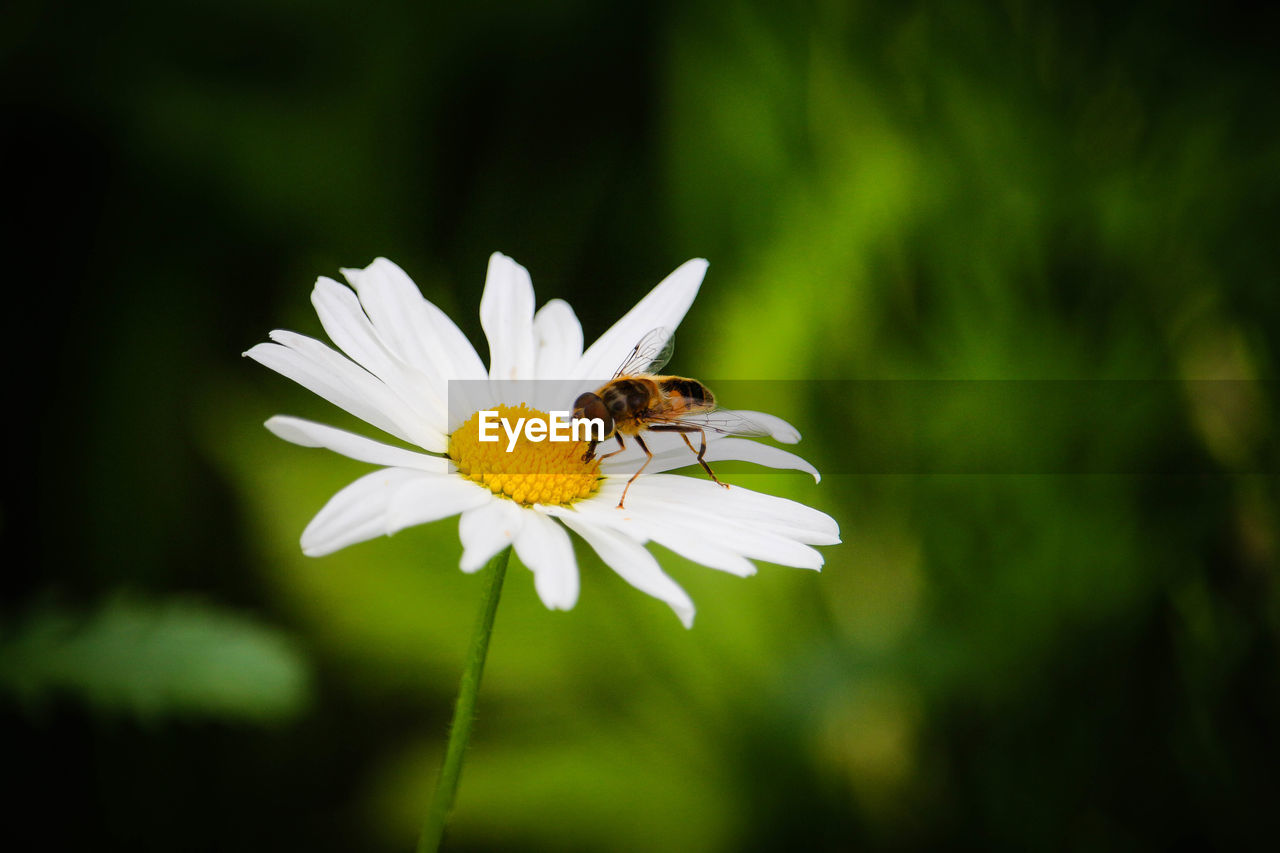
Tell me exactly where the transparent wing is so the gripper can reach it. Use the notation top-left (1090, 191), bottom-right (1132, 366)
top-left (613, 327), bottom-right (675, 378)
top-left (643, 408), bottom-right (801, 443)
top-left (643, 409), bottom-right (773, 438)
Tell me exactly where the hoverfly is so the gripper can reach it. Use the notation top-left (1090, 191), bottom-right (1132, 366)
top-left (571, 327), bottom-right (770, 509)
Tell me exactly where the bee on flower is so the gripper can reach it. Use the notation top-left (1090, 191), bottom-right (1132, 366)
top-left (245, 253), bottom-right (839, 627)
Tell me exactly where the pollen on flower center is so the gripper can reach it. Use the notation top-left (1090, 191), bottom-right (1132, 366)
top-left (449, 404), bottom-right (602, 507)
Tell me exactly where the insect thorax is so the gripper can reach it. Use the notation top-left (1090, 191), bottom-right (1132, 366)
top-left (601, 378), bottom-right (658, 416)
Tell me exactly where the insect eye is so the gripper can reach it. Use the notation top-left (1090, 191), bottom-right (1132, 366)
top-left (573, 393), bottom-right (614, 435)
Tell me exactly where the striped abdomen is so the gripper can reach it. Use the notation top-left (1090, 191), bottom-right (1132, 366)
top-left (657, 377), bottom-right (715, 414)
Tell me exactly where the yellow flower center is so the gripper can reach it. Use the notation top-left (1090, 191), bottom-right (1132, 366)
top-left (449, 404), bottom-right (601, 507)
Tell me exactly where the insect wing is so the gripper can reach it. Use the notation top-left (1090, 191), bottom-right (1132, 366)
top-left (644, 408), bottom-right (777, 438)
top-left (613, 327), bottom-right (675, 378)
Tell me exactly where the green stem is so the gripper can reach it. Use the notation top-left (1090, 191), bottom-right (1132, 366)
top-left (418, 545), bottom-right (511, 853)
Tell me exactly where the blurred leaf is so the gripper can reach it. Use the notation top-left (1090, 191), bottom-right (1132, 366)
top-left (0, 596), bottom-right (311, 722)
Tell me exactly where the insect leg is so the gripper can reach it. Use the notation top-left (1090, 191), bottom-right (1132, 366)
top-left (648, 424), bottom-right (729, 489)
top-left (683, 427), bottom-right (729, 489)
top-left (618, 434), bottom-right (653, 509)
top-left (596, 433), bottom-right (627, 462)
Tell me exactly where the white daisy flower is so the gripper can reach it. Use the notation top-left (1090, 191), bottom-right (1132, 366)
top-left (245, 253), bottom-right (840, 627)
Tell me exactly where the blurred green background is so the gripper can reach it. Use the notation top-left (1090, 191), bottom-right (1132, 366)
top-left (5, 0), bottom-right (1278, 849)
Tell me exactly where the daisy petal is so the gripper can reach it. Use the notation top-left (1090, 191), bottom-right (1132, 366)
top-left (633, 474), bottom-right (840, 544)
top-left (245, 337), bottom-right (415, 446)
top-left (643, 529), bottom-right (759, 578)
top-left (342, 258), bottom-right (488, 382)
top-left (553, 510), bottom-right (696, 627)
top-left (268, 330), bottom-right (445, 450)
top-left (301, 468), bottom-right (483, 556)
top-left (266, 416), bottom-right (447, 471)
top-left (311, 277), bottom-right (447, 430)
top-left (566, 498), bottom-right (758, 577)
top-left (533, 298), bottom-right (584, 380)
top-left (579, 477), bottom-right (834, 569)
top-left (310, 277), bottom-right (403, 389)
top-left (571, 258), bottom-right (708, 382)
top-left (458, 498), bottom-right (526, 573)
top-left (514, 511), bottom-right (579, 611)
top-left (480, 253), bottom-right (537, 381)
top-left (337, 261), bottom-right (436, 374)
top-left (601, 436), bottom-right (820, 481)
top-left (624, 494), bottom-right (825, 569)
top-left (385, 476), bottom-right (491, 536)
